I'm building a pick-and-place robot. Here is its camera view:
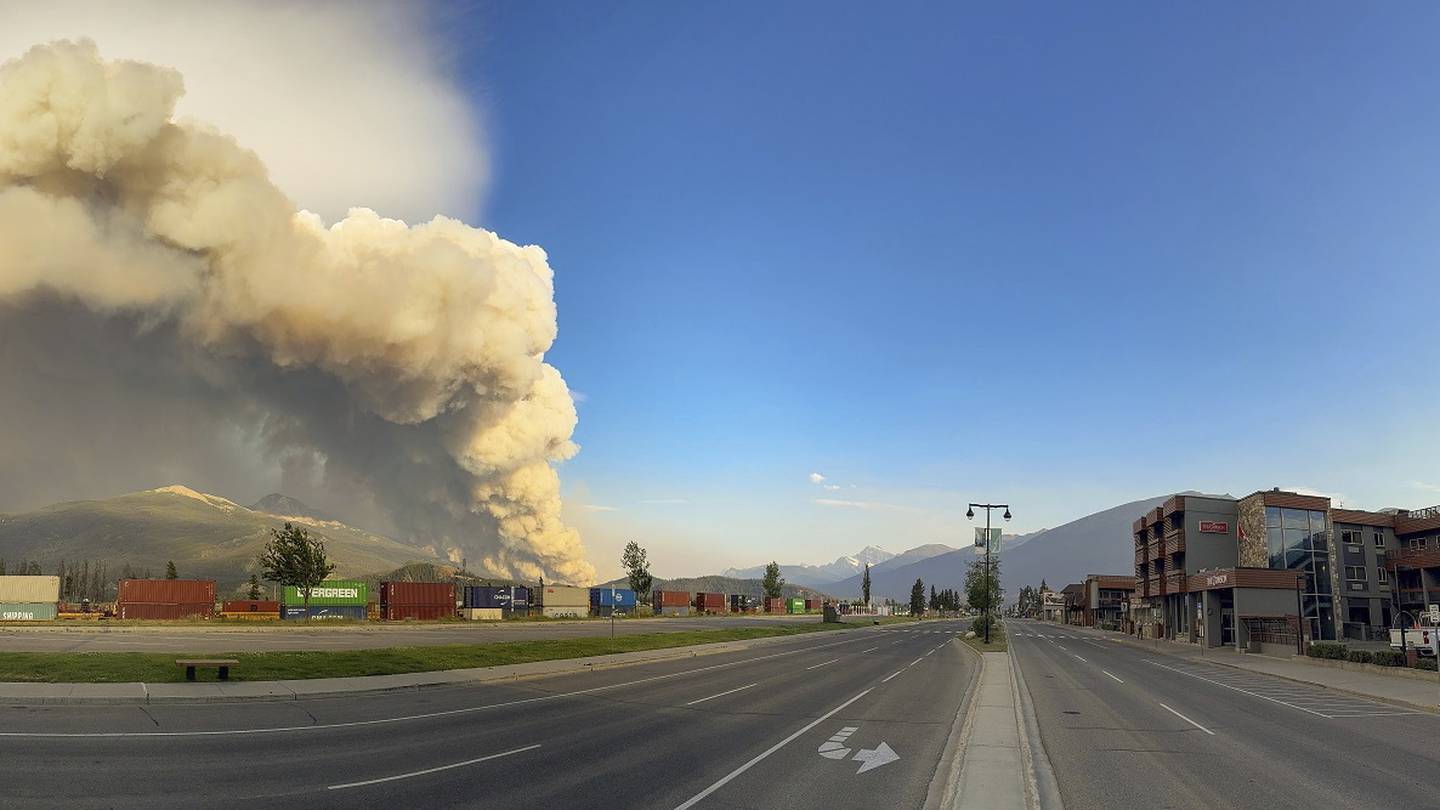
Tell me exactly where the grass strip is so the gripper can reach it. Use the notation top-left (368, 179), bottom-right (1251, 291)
top-left (0, 622), bottom-right (865, 683)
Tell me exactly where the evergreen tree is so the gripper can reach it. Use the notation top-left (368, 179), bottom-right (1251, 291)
top-left (247, 574), bottom-right (263, 601)
top-left (621, 541), bottom-right (654, 602)
top-left (762, 561), bottom-right (785, 599)
top-left (909, 578), bottom-right (926, 617)
top-left (929, 584), bottom-right (938, 611)
top-left (862, 563), bottom-right (871, 606)
top-left (164, 560), bottom-right (178, 579)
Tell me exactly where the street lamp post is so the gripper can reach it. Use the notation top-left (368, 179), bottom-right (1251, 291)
top-left (967, 502), bottom-right (1012, 645)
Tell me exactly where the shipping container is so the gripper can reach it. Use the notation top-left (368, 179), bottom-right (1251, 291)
top-left (117, 579), bottom-right (216, 605)
top-left (463, 585), bottom-right (511, 609)
top-left (804, 598), bottom-right (820, 612)
top-left (462, 607), bottom-right (504, 621)
top-left (382, 603), bottom-right (454, 621)
top-left (221, 600), bottom-right (280, 614)
top-left (730, 594), bottom-right (756, 613)
top-left (117, 602), bottom-right (214, 620)
top-left (763, 597), bottom-right (786, 614)
top-left (537, 585), bottom-right (588, 608)
top-left (0, 575), bottom-right (60, 603)
top-left (694, 592), bottom-right (726, 614)
top-left (786, 597), bottom-right (805, 614)
top-left (656, 605), bottom-right (691, 616)
top-left (281, 579), bottom-right (368, 606)
top-left (590, 588), bottom-right (637, 609)
top-left (511, 586), bottom-right (532, 607)
top-left (541, 605), bottom-right (585, 618)
top-left (653, 589), bottom-right (691, 608)
top-left (380, 581), bottom-right (455, 607)
top-left (281, 605), bottom-right (367, 621)
top-left (505, 606), bottom-right (531, 618)
top-left (0, 602), bottom-right (58, 621)
top-left (367, 602), bottom-right (381, 621)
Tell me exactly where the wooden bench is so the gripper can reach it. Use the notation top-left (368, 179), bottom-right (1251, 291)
top-left (176, 659), bottom-right (240, 682)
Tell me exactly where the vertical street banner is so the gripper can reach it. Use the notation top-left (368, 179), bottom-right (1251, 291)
top-left (974, 527), bottom-right (1002, 551)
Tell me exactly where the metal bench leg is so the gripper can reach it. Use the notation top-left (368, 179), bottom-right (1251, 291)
top-left (186, 666), bottom-right (196, 681)
top-left (218, 666), bottom-right (230, 681)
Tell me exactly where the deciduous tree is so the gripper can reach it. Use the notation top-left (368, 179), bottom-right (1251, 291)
top-left (258, 523), bottom-right (335, 611)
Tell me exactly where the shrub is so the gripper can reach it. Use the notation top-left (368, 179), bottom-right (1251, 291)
top-left (1346, 650), bottom-right (1373, 664)
top-left (1307, 642), bottom-right (1347, 660)
top-left (1415, 657), bottom-right (1439, 672)
top-left (1370, 650), bottom-right (1404, 667)
top-left (971, 615), bottom-right (997, 637)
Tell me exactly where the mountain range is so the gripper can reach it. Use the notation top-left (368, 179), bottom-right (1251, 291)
top-left (0, 485), bottom-right (448, 594)
top-left (720, 545), bottom-right (898, 586)
top-left (823, 494), bottom-right (1182, 603)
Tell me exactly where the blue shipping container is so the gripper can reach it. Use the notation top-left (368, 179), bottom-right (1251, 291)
top-left (281, 605), bottom-right (366, 621)
top-left (589, 588), bottom-right (637, 608)
top-left (511, 586), bottom-right (531, 606)
top-left (463, 586), bottom-right (531, 609)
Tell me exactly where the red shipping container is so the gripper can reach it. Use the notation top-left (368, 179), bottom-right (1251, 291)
top-left (117, 579), bottom-right (216, 605)
top-left (653, 589), bottom-right (690, 607)
top-left (764, 597), bottom-right (786, 614)
top-left (221, 600), bottom-right (280, 613)
top-left (804, 598), bottom-right (820, 611)
top-left (382, 603), bottom-right (454, 621)
top-left (694, 592), bottom-right (726, 614)
top-left (380, 582), bottom-right (456, 606)
top-left (117, 602), bottom-right (213, 620)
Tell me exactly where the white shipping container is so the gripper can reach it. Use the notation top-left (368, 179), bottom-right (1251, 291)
top-left (462, 608), bottom-right (504, 621)
top-left (538, 586), bottom-right (588, 607)
top-left (542, 605), bottom-right (585, 618)
top-left (0, 576), bottom-right (60, 603)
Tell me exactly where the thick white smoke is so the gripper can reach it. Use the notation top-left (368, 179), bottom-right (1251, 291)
top-left (0, 41), bottom-right (594, 584)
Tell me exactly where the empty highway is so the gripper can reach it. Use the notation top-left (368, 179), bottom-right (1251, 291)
top-left (0, 620), bottom-right (979, 808)
top-left (1008, 619), bottom-right (1440, 809)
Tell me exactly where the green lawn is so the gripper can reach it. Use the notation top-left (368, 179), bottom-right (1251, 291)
top-left (0, 622), bottom-right (857, 683)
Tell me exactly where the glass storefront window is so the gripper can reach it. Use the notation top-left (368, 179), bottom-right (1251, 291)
top-left (1267, 527), bottom-right (1284, 568)
top-left (1318, 596), bottom-right (1335, 639)
top-left (1283, 508), bottom-right (1309, 530)
top-left (1313, 558), bottom-right (1332, 594)
top-left (1266, 506), bottom-right (1282, 528)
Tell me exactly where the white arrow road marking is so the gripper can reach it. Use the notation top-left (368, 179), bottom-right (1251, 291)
top-left (817, 725), bottom-right (858, 759)
top-left (852, 741), bottom-right (900, 774)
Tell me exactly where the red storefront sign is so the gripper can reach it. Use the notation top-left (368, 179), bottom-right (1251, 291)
top-left (1199, 521), bottom-right (1229, 534)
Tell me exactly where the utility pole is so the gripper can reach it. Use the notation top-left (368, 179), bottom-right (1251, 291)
top-left (967, 501), bottom-right (1012, 645)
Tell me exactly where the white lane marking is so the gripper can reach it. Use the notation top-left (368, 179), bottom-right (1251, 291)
top-left (882, 670), bottom-right (904, 683)
top-left (1159, 703), bottom-right (1215, 736)
top-left (852, 741), bottom-right (900, 774)
top-left (673, 689), bottom-right (873, 809)
top-left (1057, 644), bottom-right (1068, 651)
top-left (909, 658), bottom-right (923, 667)
top-left (328, 744), bottom-right (541, 790)
top-left (806, 658), bottom-right (841, 671)
top-left (817, 725), bottom-right (858, 759)
top-left (0, 630), bottom-right (885, 739)
top-left (686, 682), bottom-right (759, 706)
top-left (861, 647), bottom-right (879, 653)
top-left (1102, 670), bottom-right (1124, 683)
top-left (1145, 660), bottom-right (1384, 719)
top-left (925, 648), bottom-right (936, 657)
top-left (1073, 655), bottom-right (1087, 663)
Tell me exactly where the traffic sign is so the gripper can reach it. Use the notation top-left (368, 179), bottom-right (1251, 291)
top-left (974, 527), bottom-right (1002, 550)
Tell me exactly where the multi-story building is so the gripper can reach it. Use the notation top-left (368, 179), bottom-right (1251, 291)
top-left (1063, 574), bottom-right (1136, 628)
top-left (1131, 488), bottom-right (1440, 649)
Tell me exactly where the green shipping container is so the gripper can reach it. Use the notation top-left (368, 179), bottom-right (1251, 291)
top-left (0, 602), bottom-right (58, 621)
top-left (787, 598), bottom-right (805, 614)
top-left (281, 580), bottom-right (368, 606)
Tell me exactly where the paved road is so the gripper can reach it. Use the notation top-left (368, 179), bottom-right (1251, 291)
top-left (0, 620), bottom-right (978, 808)
top-left (0, 614), bottom-right (830, 653)
top-left (1008, 618), bottom-right (1440, 809)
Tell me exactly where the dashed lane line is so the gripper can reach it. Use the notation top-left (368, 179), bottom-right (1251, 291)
top-left (686, 683), bottom-right (760, 706)
top-left (328, 744), bottom-right (542, 790)
top-left (1159, 703), bottom-right (1216, 736)
top-left (1102, 671), bottom-right (1124, 684)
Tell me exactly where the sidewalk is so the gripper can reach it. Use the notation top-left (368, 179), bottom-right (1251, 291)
top-left (0, 632), bottom-right (804, 705)
top-left (1059, 623), bottom-right (1440, 713)
top-left (931, 650), bottom-right (1043, 810)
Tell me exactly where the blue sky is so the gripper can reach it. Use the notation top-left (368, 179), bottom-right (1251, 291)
top-left (452, 2), bottom-right (1440, 580)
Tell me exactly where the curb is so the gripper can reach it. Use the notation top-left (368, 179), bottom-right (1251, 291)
top-left (0, 628), bottom-right (865, 706)
top-left (1065, 626), bottom-right (1440, 715)
top-left (924, 639), bottom-right (984, 810)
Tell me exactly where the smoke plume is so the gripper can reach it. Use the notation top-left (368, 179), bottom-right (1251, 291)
top-left (0, 41), bottom-right (594, 584)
